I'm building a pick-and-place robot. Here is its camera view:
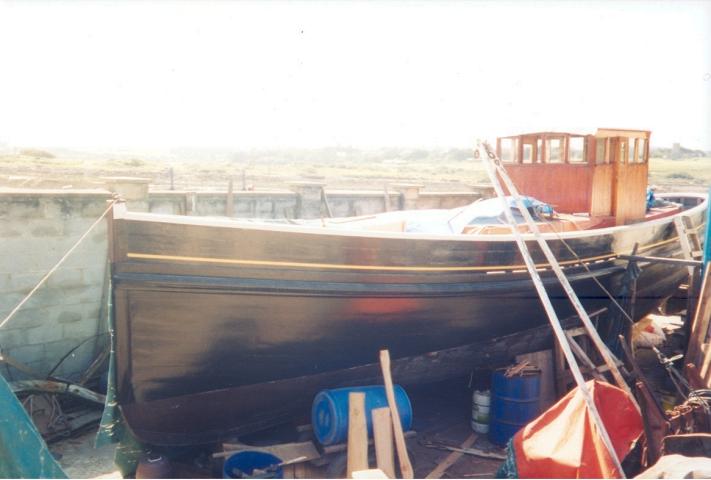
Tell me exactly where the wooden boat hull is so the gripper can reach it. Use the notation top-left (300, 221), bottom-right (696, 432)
top-left (109, 194), bottom-right (706, 446)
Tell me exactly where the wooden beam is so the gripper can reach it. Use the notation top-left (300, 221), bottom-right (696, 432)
top-left (424, 433), bottom-right (477, 479)
top-left (225, 178), bottom-right (234, 217)
top-left (380, 350), bottom-right (414, 479)
top-left (372, 407), bottom-right (395, 479)
top-left (347, 392), bottom-right (369, 479)
top-left (618, 255), bottom-right (702, 268)
top-left (686, 265), bottom-right (711, 368)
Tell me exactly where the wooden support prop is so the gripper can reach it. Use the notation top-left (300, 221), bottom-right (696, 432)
top-left (322, 431), bottom-right (417, 456)
top-left (347, 392), bottom-right (369, 479)
top-left (226, 178), bottom-right (235, 217)
top-left (685, 363), bottom-right (706, 391)
top-left (214, 440), bottom-right (320, 461)
top-left (618, 255), bottom-right (702, 268)
top-left (686, 263), bottom-right (711, 377)
top-left (380, 350), bottom-right (414, 479)
top-left (321, 187), bottom-right (334, 218)
top-left (425, 433), bottom-right (477, 479)
top-left (353, 469), bottom-right (389, 479)
top-left (10, 380), bottom-right (106, 404)
top-left (477, 141), bottom-right (627, 476)
top-left (372, 407), bottom-right (395, 479)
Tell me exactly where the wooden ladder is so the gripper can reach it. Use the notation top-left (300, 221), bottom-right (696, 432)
top-left (674, 215), bottom-right (702, 274)
top-left (555, 322), bottom-right (626, 396)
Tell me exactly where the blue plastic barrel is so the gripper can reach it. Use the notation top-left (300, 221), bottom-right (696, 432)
top-left (489, 369), bottom-right (541, 446)
top-left (312, 385), bottom-right (413, 446)
top-left (223, 451), bottom-right (283, 479)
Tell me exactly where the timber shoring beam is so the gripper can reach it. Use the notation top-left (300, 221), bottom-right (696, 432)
top-left (618, 255), bottom-right (702, 268)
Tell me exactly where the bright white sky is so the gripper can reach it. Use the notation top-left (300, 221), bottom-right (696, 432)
top-left (0, 1), bottom-right (709, 150)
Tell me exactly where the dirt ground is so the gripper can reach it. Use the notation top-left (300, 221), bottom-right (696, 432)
top-left (48, 377), bottom-right (505, 479)
top-left (51, 430), bottom-right (120, 479)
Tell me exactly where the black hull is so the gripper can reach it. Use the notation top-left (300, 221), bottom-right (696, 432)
top-left (109, 193), bottom-right (707, 446)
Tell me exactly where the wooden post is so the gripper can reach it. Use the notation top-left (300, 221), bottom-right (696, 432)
top-left (372, 407), bottom-right (395, 479)
top-left (226, 178), bottom-right (235, 217)
top-left (347, 392), bottom-right (368, 479)
top-left (686, 265), bottom-right (711, 371)
top-left (379, 350), bottom-right (414, 479)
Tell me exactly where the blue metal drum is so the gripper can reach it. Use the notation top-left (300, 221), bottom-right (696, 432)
top-left (489, 369), bottom-right (541, 446)
top-left (311, 385), bottom-right (412, 446)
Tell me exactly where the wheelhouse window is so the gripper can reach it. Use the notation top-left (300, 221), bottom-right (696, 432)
top-left (569, 136), bottom-right (586, 163)
top-left (546, 138), bottom-right (563, 163)
top-left (637, 138), bottom-right (648, 163)
top-left (630, 138), bottom-right (639, 163)
top-left (500, 138), bottom-right (516, 163)
top-left (522, 143), bottom-right (534, 163)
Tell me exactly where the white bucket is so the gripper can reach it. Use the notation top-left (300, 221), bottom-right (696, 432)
top-left (471, 419), bottom-right (489, 434)
top-left (471, 389), bottom-right (491, 430)
top-left (473, 390), bottom-right (491, 407)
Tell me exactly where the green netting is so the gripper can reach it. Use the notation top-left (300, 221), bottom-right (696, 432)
top-left (95, 279), bottom-right (147, 477)
top-left (0, 374), bottom-right (67, 478)
top-left (495, 440), bottom-right (518, 479)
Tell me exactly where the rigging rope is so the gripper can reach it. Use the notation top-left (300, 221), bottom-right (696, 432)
top-left (0, 199), bottom-right (117, 331)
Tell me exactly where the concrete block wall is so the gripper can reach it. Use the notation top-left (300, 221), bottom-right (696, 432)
top-left (149, 190), bottom-right (298, 218)
top-left (146, 185), bottom-right (494, 219)
top-left (0, 189), bottom-right (112, 381)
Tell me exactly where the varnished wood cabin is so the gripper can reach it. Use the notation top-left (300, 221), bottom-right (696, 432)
top-left (496, 128), bottom-right (651, 225)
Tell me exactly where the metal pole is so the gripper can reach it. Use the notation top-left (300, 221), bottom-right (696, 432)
top-left (475, 142), bottom-right (626, 477)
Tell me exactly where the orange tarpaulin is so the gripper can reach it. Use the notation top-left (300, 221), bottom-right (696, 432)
top-left (513, 380), bottom-right (643, 479)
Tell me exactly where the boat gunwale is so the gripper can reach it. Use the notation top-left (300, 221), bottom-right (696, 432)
top-left (112, 192), bottom-right (707, 243)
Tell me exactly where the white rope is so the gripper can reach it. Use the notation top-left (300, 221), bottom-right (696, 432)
top-left (0, 199), bottom-right (117, 330)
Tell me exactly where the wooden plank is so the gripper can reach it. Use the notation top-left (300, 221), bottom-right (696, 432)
top-left (516, 350), bottom-right (555, 409)
top-left (424, 433), bottom-right (477, 479)
top-left (215, 440), bottom-right (320, 461)
top-left (564, 332), bottom-right (606, 380)
top-left (225, 178), bottom-right (234, 217)
top-left (380, 350), bottom-right (414, 479)
top-left (372, 407), bottom-right (395, 479)
top-left (674, 217), bottom-right (696, 275)
top-left (687, 264), bottom-right (711, 373)
top-left (347, 392), bottom-right (368, 479)
top-left (322, 431), bottom-right (417, 456)
top-left (353, 469), bottom-right (389, 479)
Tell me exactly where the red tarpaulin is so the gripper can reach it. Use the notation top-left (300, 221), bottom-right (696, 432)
top-left (513, 380), bottom-right (643, 478)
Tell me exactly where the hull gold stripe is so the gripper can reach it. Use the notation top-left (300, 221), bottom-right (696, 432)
top-left (125, 251), bottom-right (614, 272)
top-left (125, 231), bottom-right (692, 273)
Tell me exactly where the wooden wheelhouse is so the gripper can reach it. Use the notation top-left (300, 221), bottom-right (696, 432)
top-left (496, 128), bottom-right (651, 225)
